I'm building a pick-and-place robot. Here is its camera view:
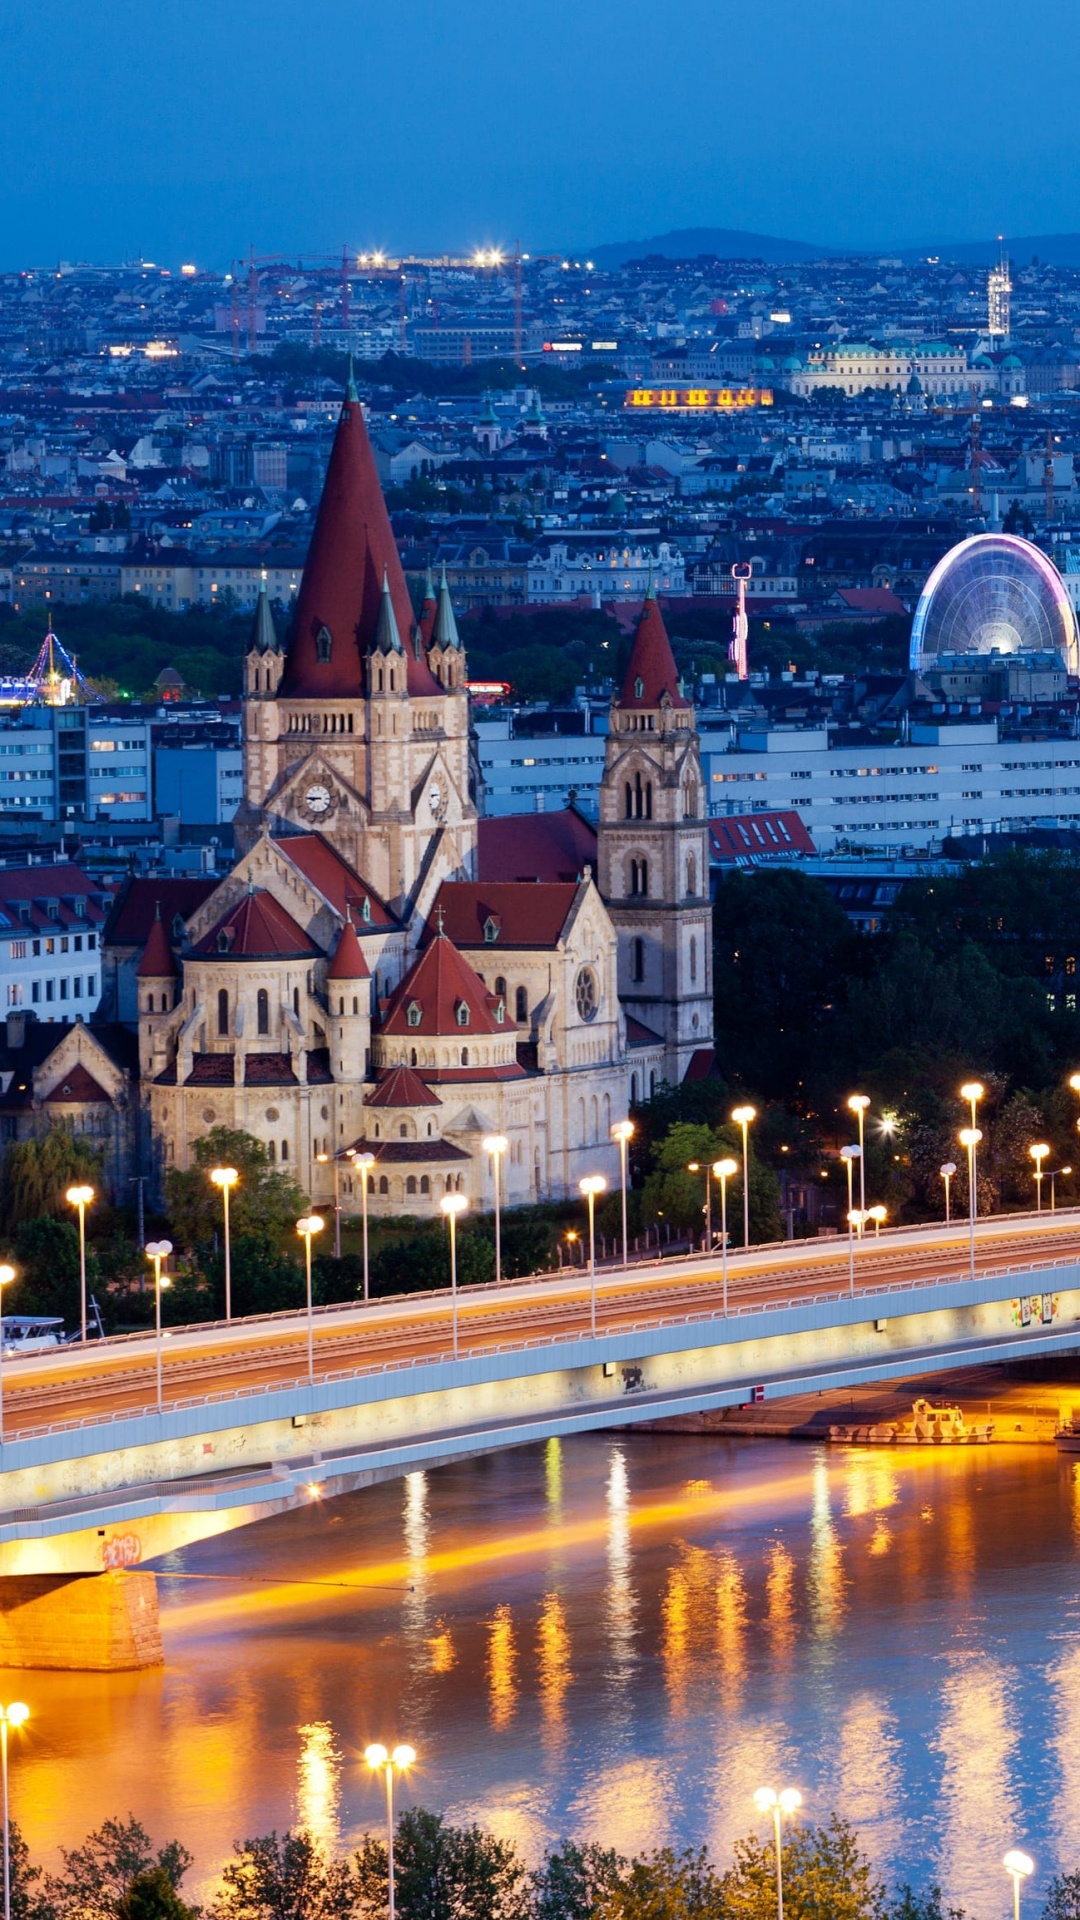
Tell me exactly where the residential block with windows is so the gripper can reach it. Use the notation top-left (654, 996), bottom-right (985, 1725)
top-left (0, 863), bottom-right (112, 1019)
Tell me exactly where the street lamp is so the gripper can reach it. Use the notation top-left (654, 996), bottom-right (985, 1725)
top-left (959, 1127), bottom-right (982, 1280)
top-left (314, 1152), bottom-right (342, 1260)
top-left (847, 1094), bottom-right (870, 1214)
top-left (144, 1240), bottom-right (173, 1415)
top-left (611, 1119), bottom-right (634, 1269)
top-left (481, 1135), bottom-right (508, 1284)
top-left (365, 1743), bottom-right (415, 1920)
top-left (753, 1786), bottom-right (802, 1920)
top-left (960, 1082), bottom-right (984, 1206)
top-left (731, 1105), bottom-right (756, 1249)
top-left (868, 1204), bottom-right (887, 1238)
top-left (353, 1151), bottom-right (376, 1301)
top-left (295, 1215), bottom-right (324, 1386)
top-left (1029, 1142), bottom-right (1050, 1212)
top-left (440, 1192), bottom-right (468, 1357)
top-left (1069, 1070), bottom-right (1080, 1134)
top-left (0, 1268), bottom-right (14, 1447)
top-left (713, 1159), bottom-right (738, 1314)
top-left (940, 1160), bottom-right (957, 1224)
top-left (0, 1702), bottom-right (28, 1920)
top-left (579, 1174), bottom-right (608, 1335)
top-left (839, 1144), bottom-right (861, 1296)
top-left (686, 1161), bottom-right (713, 1252)
top-left (65, 1184), bottom-right (95, 1343)
top-left (1003, 1852), bottom-right (1034, 1920)
top-left (1051, 1163), bottom-right (1071, 1211)
top-left (209, 1167), bottom-right (239, 1315)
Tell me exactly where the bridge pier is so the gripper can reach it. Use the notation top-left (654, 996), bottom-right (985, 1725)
top-left (0, 1572), bottom-right (162, 1671)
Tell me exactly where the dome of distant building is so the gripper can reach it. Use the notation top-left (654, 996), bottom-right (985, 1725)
top-left (910, 533), bottom-right (1079, 674)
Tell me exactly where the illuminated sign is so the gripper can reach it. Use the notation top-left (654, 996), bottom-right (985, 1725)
top-left (543, 341), bottom-right (583, 352)
top-left (625, 387), bottom-right (774, 410)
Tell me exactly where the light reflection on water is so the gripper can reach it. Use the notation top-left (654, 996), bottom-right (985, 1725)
top-left (3, 1435), bottom-right (1074, 1910)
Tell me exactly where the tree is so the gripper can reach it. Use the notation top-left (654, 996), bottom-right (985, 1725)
top-left (5, 1822), bottom-right (52, 1920)
top-left (165, 1128), bottom-right (307, 1250)
top-left (354, 1808), bottom-right (529, 1920)
top-left (9, 1216), bottom-right (93, 1323)
top-left (721, 1816), bottom-right (885, 1920)
top-left (533, 1840), bottom-right (624, 1920)
top-left (597, 1847), bottom-right (724, 1920)
top-left (1042, 1872), bottom-right (1080, 1920)
top-left (639, 1119), bottom-right (782, 1244)
top-left (46, 1817), bottom-right (193, 1920)
top-left (712, 870), bottom-right (855, 1097)
top-left (0, 1128), bottom-right (102, 1235)
top-left (116, 1869), bottom-right (199, 1920)
top-left (212, 1831), bottom-right (355, 1920)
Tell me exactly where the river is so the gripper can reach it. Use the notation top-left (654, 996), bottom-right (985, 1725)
top-left (8, 1434), bottom-right (1079, 1914)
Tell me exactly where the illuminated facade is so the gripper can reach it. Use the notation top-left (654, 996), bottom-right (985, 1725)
top-left (624, 386), bottom-right (773, 412)
top-left (988, 244), bottom-right (1012, 340)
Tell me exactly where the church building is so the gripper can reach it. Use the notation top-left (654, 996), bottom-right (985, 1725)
top-left (120, 377), bottom-right (714, 1216)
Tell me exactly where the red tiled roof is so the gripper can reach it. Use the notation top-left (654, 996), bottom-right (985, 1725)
top-left (708, 811), bottom-right (815, 862)
top-left (834, 587), bottom-right (907, 615)
top-left (326, 915), bottom-right (370, 979)
top-left (684, 1047), bottom-right (717, 1082)
top-left (185, 1054), bottom-right (235, 1085)
top-left (423, 881), bottom-right (578, 951)
top-left (382, 933), bottom-right (508, 1038)
top-left (345, 1137), bottom-right (469, 1164)
top-left (136, 910), bottom-right (179, 979)
top-left (618, 590), bottom-right (690, 710)
top-left (477, 808), bottom-right (598, 884)
top-left (106, 876), bottom-right (218, 945)
top-left (193, 889), bottom-right (319, 960)
top-left (279, 391), bottom-right (441, 700)
top-left (244, 1053), bottom-right (299, 1085)
top-left (626, 1013), bottom-right (664, 1045)
top-left (44, 1062), bottom-right (110, 1103)
top-left (365, 1062), bottom-right (442, 1108)
top-left (278, 834), bottom-right (397, 928)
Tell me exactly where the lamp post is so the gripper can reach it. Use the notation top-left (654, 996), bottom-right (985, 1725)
top-left (847, 1094), bottom-right (870, 1215)
top-left (209, 1166), bottom-right (238, 1316)
top-left (731, 1105), bottom-right (756, 1249)
top-left (868, 1204), bottom-right (887, 1239)
top-left (1069, 1071), bottom-right (1080, 1138)
top-left (365, 1743), bottom-right (415, 1920)
top-left (354, 1151), bottom-right (375, 1301)
top-left (753, 1786), bottom-right (802, 1920)
top-left (940, 1160), bottom-right (957, 1224)
top-left (295, 1215), bottom-right (324, 1386)
top-left (1050, 1163), bottom-right (1071, 1211)
top-left (959, 1127), bottom-right (982, 1280)
top-left (481, 1135), bottom-right (508, 1284)
top-left (839, 1144), bottom-right (861, 1296)
top-left (439, 1193), bottom-right (468, 1357)
top-left (579, 1174), bottom-right (608, 1335)
top-left (713, 1159), bottom-right (738, 1314)
top-left (611, 1120), bottom-right (634, 1269)
top-left (1003, 1852), bottom-right (1034, 1920)
top-left (0, 1268), bottom-right (14, 1448)
top-left (314, 1152), bottom-right (342, 1260)
top-left (686, 1162), bottom-right (713, 1252)
top-left (1029, 1142), bottom-right (1049, 1212)
top-left (0, 1702), bottom-right (28, 1920)
top-left (64, 1184), bottom-right (94, 1343)
top-left (960, 1082), bottom-right (984, 1210)
top-left (145, 1240), bottom-right (173, 1415)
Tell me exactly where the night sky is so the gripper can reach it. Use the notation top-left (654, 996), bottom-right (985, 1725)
top-left (3, 0), bottom-right (1078, 267)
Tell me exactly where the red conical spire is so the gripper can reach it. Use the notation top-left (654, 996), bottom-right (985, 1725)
top-left (280, 385), bottom-right (440, 698)
top-left (326, 912), bottom-right (370, 980)
top-left (137, 905), bottom-right (178, 978)
top-left (618, 584), bottom-right (690, 710)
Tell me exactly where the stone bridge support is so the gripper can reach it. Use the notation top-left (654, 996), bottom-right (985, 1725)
top-left (0, 1572), bottom-right (161, 1670)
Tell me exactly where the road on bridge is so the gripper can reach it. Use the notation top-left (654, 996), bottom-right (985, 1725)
top-left (4, 1211), bottom-right (1077, 1438)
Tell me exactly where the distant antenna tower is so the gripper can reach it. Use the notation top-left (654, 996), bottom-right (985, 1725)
top-left (988, 236), bottom-right (1011, 340)
top-left (730, 564), bottom-right (751, 680)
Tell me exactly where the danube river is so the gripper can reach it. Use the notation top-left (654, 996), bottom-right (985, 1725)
top-left (8, 1435), bottom-right (1079, 1911)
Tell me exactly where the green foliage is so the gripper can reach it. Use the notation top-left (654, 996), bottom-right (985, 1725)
top-left (45, 1816), bottom-right (193, 1920)
top-left (0, 1126), bottom-right (102, 1235)
top-left (211, 1831), bottom-right (355, 1920)
top-left (599, 1848), bottom-right (725, 1920)
top-left (639, 1120), bottom-right (782, 1244)
top-left (713, 869), bottom-right (856, 1097)
top-left (532, 1841), bottom-right (625, 1920)
top-left (165, 1128), bottom-right (308, 1250)
top-left (5, 1823), bottom-right (51, 1920)
top-left (10, 1216), bottom-right (95, 1322)
top-left (1042, 1872), bottom-right (1080, 1920)
top-left (354, 1807), bottom-right (530, 1920)
top-left (116, 1869), bottom-right (200, 1920)
top-left (887, 1888), bottom-right (967, 1920)
top-left (721, 1816), bottom-right (885, 1920)
top-left (0, 599), bottom-right (251, 700)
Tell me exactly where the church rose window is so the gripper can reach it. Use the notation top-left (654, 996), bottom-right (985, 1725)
top-left (575, 967), bottom-right (598, 1022)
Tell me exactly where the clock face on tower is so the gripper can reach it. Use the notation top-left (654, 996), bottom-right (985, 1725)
top-left (305, 783), bottom-right (332, 816)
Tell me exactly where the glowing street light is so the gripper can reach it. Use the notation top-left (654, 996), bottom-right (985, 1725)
top-left (65, 1185), bottom-right (95, 1343)
top-left (731, 1105), bottom-right (756, 1248)
top-left (868, 1204), bottom-right (887, 1238)
top-left (1069, 1072), bottom-right (1080, 1137)
top-left (847, 1094), bottom-right (870, 1214)
top-left (959, 1127), bottom-right (982, 1280)
top-left (0, 1267), bottom-right (15, 1446)
top-left (839, 1144), bottom-right (861, 1295)
top-left (440, 1192), bottom-right (468, 1357)
top-left (209, 1166), bottom-right (238, 1315)
top-left (1003, 1851), bottom-right (1034, 1920)
top-left (353, 1150), bottom-right (376, 1301)
top-left (611, 1119), bottom-right (634, 1269)
top-left (579, 1174), bottom-right (608, 1335)
top-left (481, 1135), bottom-right (508, 1284)
top-left (365, 1742), bottom-right (416, 1920)
top-left (314, 1152), bottom-right (342, 1260)
top-left (960, 1082), bottom-right (984, 1205)
top-left (1029, 1142), bottom-right (1050, 1212)
top-left (1050, 1163), bottom-right (1071, 1211)
top-left (144, 1240), bottom-right (173, 1414)
top-left (713, 1158), bottom-right (738, 1313)
top-left (295, 1215), bottom-right (324, 1386)
top-left (0, 1702), bottom-right (28, 1920)
top-left (940, 1160), bottom-right (957, 1224)
top-left (753, 1786), bottom-right (802, 1920)
top-left (687, 1161), bottom-right (714, 1253)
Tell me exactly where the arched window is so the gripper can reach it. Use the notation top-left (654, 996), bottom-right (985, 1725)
top-left (400, 1122), bottom-right (408, 1139)
top-left (379, 1175), bottom-right (389, 1195)
top-left (145, 995), bottom-right (152, 1014)
top-left (420, 1175), bottom-right (430, 1195)
top-left (410, 1047), bottom-right (418, 1066)
top-left (630, 858), bottom-right (649, 897)
top-left (456, 1002), bottom-right (470, 1027)
top-left (495, 976), bottom-right (507, 999)
top-left (367, 1175), bottom-right (375, 1194)
top-left (338, 996), bottom-right (345, 1016)
top-left (624, 781), bottom-right (634, 819)
top-left (352, 996), bottom-right (359, 1015)
top-left (461, 1046), bottom-right (469, 1065)
top-left (257, 988), bottom-right (269, 1035)
top-left (267, 1139), bottom-right (276, 1163)
top-left (645, 781), bottom-right (653, 819)
top-left (406, 1175), bottom-right (417, 1195)
top-left (632, 936), bottom-right (645, 982)
top-left (686, 855), bottom-right (696, 897)
top-left (281, 1140), bottom-right (289, 1161)
top-left (293, 986), bottom-right (300, 1019)
top-left (690, 935), bottom-right (698, 983)
top-left (631, 1072), bottom-right (639, 1104)
top-left (217, 988), bottom-right (229, 1036)
top-left (515, 985), bottom-right (528, 1023)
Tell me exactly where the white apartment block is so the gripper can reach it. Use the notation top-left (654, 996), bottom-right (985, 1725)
top-left (0, 863), bottom-right (110, 1018)
top-left (527, 540), bottom-right (686, 602)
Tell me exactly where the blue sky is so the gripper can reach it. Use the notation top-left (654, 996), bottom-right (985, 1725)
top-left (3, 0), bottom-right (1079, 267)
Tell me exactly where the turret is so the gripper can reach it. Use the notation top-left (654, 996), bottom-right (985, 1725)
top-left (326, 913), bottom-right (371, 1081)
top-left (427, 565), bottom-right (467, 689)
top-left (136, 906), bottom-right (180, 1079)
top-left (244, 582), bottom-right (283, 697)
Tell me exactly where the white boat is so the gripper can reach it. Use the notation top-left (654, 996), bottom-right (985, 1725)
top-left (1055, 1413), bottom-right (1080, 1452)
top-left (829, 1398), bottom-right (994, 1445)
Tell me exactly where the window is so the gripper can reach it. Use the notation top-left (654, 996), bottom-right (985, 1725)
top-left (575, 967), bottom-right (598, 1022)
top-left (9, 941), bottom-right (25, 961)
top-left (88, 976), bottom-right (97, 997)
top-left (73, 977), bottom-right (82, 998)
top-left (483, 917), bottom-right (500, 943)
top-left (634, 676), bottom-right (644, 698)
top-left (280, 1140), bottom-right (288, 1161)
top-left (379, 1175), bottom-right (389, 1196)
top-left (420, 1175), bottom-right (430, 1195)
top-left (293, 986), bottom-right (301, 1018)
top-left (315, 625), bottom-right (332, 662)
top-left (217, 988), bottom-right (229, 1036)
top-left (407, 1000), bottom-right (422, 1027)
top-left (268, 1140), bottom-right (276, 1162)
top-left (45, 980), bottom-right (54, 1002)
top-left (495, 976), bottom-right (507, 999)
top-left (632, 936), bottom-right (645, 982)
top-left (31, 982), bottom-right (39, 1004)
top-left (515, 985), bottom-right (528, 1023)
top-left (406, 1176), bottom-right (417, 1195)
top-left (456, 1001), bottom-right (470, 1027)
top-left (686, 855), bottom-right (696, 897)
top-left (257, 988), bottom-right (269, 1035)
top-left (690, 936), bottom-right (698, 984)
top-left (461, 1047), bottom-right (469, 1065)
top-left (6, 985), bottom-right (22, 1008)
top-left (59, 978), bottom-right (68, 1000)
top-left (630, 857), bottom-right (648, 897)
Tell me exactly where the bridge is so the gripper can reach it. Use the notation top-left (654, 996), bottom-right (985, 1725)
top-left (0, 1209), bottom-right (1078, 1670)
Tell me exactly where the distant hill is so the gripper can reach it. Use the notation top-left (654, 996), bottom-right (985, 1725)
top-left (587, 227), bottom-right (843, 267)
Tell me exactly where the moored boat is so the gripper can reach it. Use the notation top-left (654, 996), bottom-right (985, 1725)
top-left (829, 1398), bottom-right (994, 1445)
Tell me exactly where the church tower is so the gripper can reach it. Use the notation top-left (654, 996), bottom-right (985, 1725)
top-left (597, 586), bottom-right (713, 1085)
top-left (238, 373), bottom-right (479, 920)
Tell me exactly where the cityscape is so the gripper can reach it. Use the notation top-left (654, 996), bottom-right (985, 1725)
top-left (3, 6), bottom-right (1080, 1920)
